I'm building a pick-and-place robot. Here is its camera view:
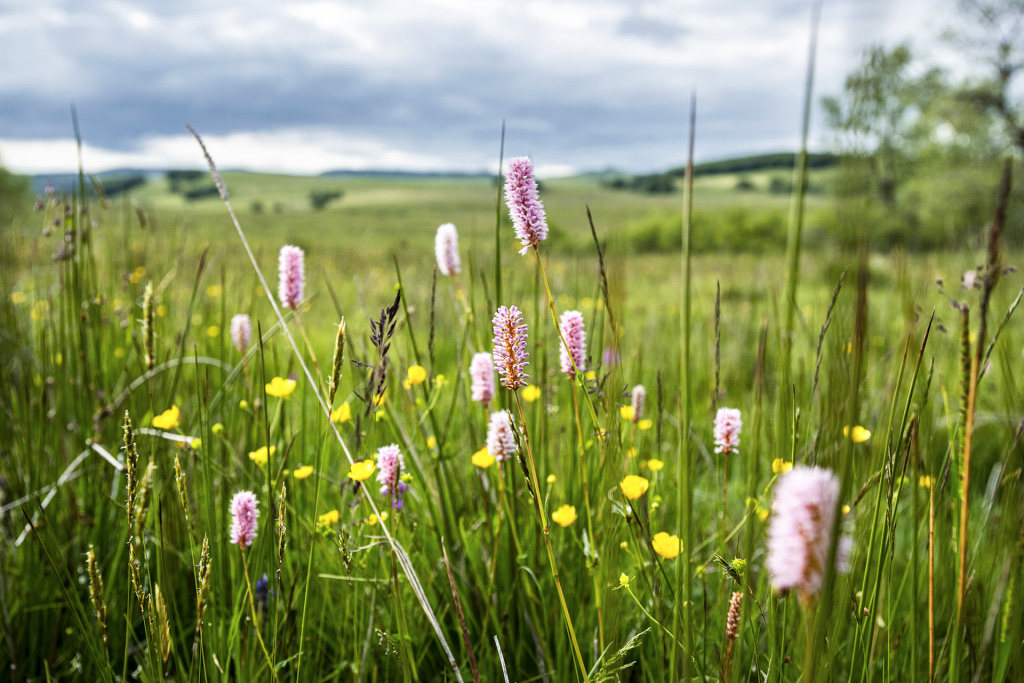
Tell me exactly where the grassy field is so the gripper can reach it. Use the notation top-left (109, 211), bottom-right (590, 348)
top-left (1, 157), bottom-right (1022, 683)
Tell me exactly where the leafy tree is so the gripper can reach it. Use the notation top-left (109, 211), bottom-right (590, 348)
top-left (309, 189), bottom-right (343, 211)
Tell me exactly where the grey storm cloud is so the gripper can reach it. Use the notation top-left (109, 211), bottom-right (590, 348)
top-left (0, 0), bottom-right (946, 174)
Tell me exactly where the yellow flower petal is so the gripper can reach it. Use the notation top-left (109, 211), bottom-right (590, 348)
top-left (619, 572), bottom-right (631, 586)
top-left (426, 436), bottom-right (436, 449)
top-left (347, 459), bottom-right (376, 481)
top-left (248, 445), bottom-right (276, 466)
top-left (206, 325), bottom-right (219, 338)
top-left (619, 475), bottom-right (650, 500)
top-left (318, 509), bottom-right (339, 526)
top-left (152, 405), bottom-right (180, 430)
top-left (843, 425), bottom-right (871, 443)
top-left (211, 423), bottom-right (224, 435)
top-left (619, 405), bottom-right (634, 421)
top-left (652, 531), bottom-right (682, 559)
top-left (647, 458), bottom-right (664, 472)
top-left (522, 385), bottom-right (541, 403)
top-left (638, 419), bottom-right (653, 431)
top-left (471, 447), bottom-right (495, 469)
top-left (265, 377), bottom-right (297, 398)
top-left (546, 474), bottom-right (556, 484)
top-left (919, 475), bottom-right (933, 488)
top-left (331, 402), bottom-right (352, 424)
top-left (293, 465), bottom-right (314, 479)
top-left (406, 365), bottom-right (427, 386)
top-left (206, 284), bottom-right (223, 297)
top-left (551, 504), bottom-right (577, 527)
top-left (772, 458), bottom-right (793, 474)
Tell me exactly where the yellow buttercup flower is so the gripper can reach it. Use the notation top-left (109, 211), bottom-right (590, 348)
top-left (522, 385), bottom-right (541, 403)
top-left (843, 425), bottom-right (871, 443)
top-left (212, 423), bottom-right (224, 435)
top-left (619, 573), bottom-right (631, 587)
top-left (647, 458), bottom-right (665, 472)
top-left (546, 474), bottom-right (556, 484)
top-left (293, 465), bottom-right (314, 479)
top-left (206, 325), bottom-right (219, 338)
top-left (619, 475), bottom-right (650, 500)
top-left (638, 419), bottom-right (653, 431)
top-left (319, 509), bottom-right (340, 526)
top-left (652, 531), bottom-right (682, 559)
top-left (619, 405), bottom-right (634, 421)
top-left (347, 459), bottom-right (376, 481)
top-left (919, 475), bottom-right (933, 488)
top-left (113, 347), bottom-right (126, 359)
top-left (584, 371), bottom-right (596, 380)
top-left (156, 304), bottom-right (167, 317)
top-left (627, 447), bottom-right (637, 459)
top-left (190, 438), bottom-right (202, 450)
top-left (757, 507), bottom-right (769, 521)
top-left (373, 391), bottom-right (387, 406)
top-left (772, 458), bottom-right (793, 474)
top-left (152, 405), bottom-right (180, 430)
top-left (248, 445), bottom-right (276, 466)
top-left (471, 447), bottom-right (495, 469)
top-left (331, 402), bottom-right (352, 423)
top-left (10, 292), bottom-right (26, 304)
top-left (265, 376), bottom-right (297, 398)
top-left (842, 504), bottom-right (851, 515)
top-left (406, 365), bottom-right (427, 386)
top-left (551, 504), bottom-right (577, 527)
top-left (426, 436), bottom-right (436, 449)
top-left (206, 284), bottom-right (223, 297)
top-left (366, 512), bottom-right (389, 526)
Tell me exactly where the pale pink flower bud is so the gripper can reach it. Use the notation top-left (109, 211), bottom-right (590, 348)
top-left (714, 407), bottom-right (742, 454)
top-left (470, 352), bottom-right (495, 408)
top-left (229, 490), bottom-right (259, 547)
top-left (766, 466), bottom-right (852, 602)
top-left (230, 314), bottom-right (252, 353)
top-left (492, 305), bottom-right (529, 391)
top-left (434, 223), bottom-right (461, 276)
top-left (278, 245), bottom-right (305, 310)
top-left (558, 310), bottom-right (586, 377)
top-left (486, 410), bottom-right (517, 463)
top-left (503, 157), bottom-right (548, 255)
top-left (631, 385), bottom-right (646, 424)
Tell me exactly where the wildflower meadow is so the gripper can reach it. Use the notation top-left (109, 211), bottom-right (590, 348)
top-left (2, 39), bottom-right (1024, 683)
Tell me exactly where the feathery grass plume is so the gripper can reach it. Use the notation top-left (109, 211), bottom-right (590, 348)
top-left (230, 313), bottom-right (252, 352)
top-left (128, 542), bottom-right (145, 612)
top-left (229, 490), bottom-right (259, 547)
top-left (503, 156), bottom-right (548, 255)
top-left (631, 385), bottom-right (646, 425)
top-left (327, 318), bottom-right (346, 405)
top-left (277, 482), bottom-right (287, 583)
top-left (376, 444), bottom-right (408, 509)
top-left (713, 407), bottom-right (742, 454)
top-left (193, 535), bottom-right (211, 656)
top-left (766, 466), bottom-right (851, 604)
top-left (486, 410), bottom-right (517, 463)
top-left (142, 280), bottom-right (155, 370)
top-left (360, 290), bottom-right (401, 415)
top-left (558, 310), bottom-right (586, 376)
top-left (434, 223), bottom-right (461, 276)
top-left (491, 305), bottom-right (529, 391)
top-left (134, 461), bottom-right (155, 541)
top-left (86, 545), bottom-right (107, 647)
top-left (277, 244), bottom-right (305, 310)
top-left (150, 584), bottom-right (171, 665)
top-left (123, 412), bottom-right (139, 524)
top-left (469, 352), bottom-right (495, 409)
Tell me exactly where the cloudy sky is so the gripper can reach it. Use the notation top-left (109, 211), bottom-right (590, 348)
top-left (0, 0), bottom-right (953, 176)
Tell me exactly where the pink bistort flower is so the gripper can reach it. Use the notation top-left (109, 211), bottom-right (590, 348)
top-left (558, 310), bottom-right (586, 377)
top-left (229, 490), bottom-right (259, 547)
top-left (766, 466), bottom-right (852, 603)
top-left (376, 444), bottom-right (408, 509)
top-left (278, 245), bottom-right (305, 310)
top-left (714, 407), bottom-right (742, 454)
top-left (503, 157), bottom-right (548, 255)
top-left (470, 352), bottom-right (495, 409)
top-left (631, 385), bottom-right (646, 424)
top-left (434, 223), bottom-right (461, 276)
top-left (230, 314), bottom-right (252, 353)
top-left (492, 305), bottom-right (529, 391)
top-left (486, 410), bottom-right (517, 463)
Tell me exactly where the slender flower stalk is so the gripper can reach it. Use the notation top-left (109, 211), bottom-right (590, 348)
top-left (470, 352), bottom-right (495, 408)
top-left (434, 223), bottom-right (461, 276)
top-left (278, 245), bottom-right (305, 310)
top-left (503, 157), bottom-right (548, 255)
top-left (558, 310), bottom-right (586, 377)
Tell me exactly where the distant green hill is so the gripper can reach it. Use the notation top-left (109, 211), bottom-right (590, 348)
top-left (671, 152), bottom-right (839, 178)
